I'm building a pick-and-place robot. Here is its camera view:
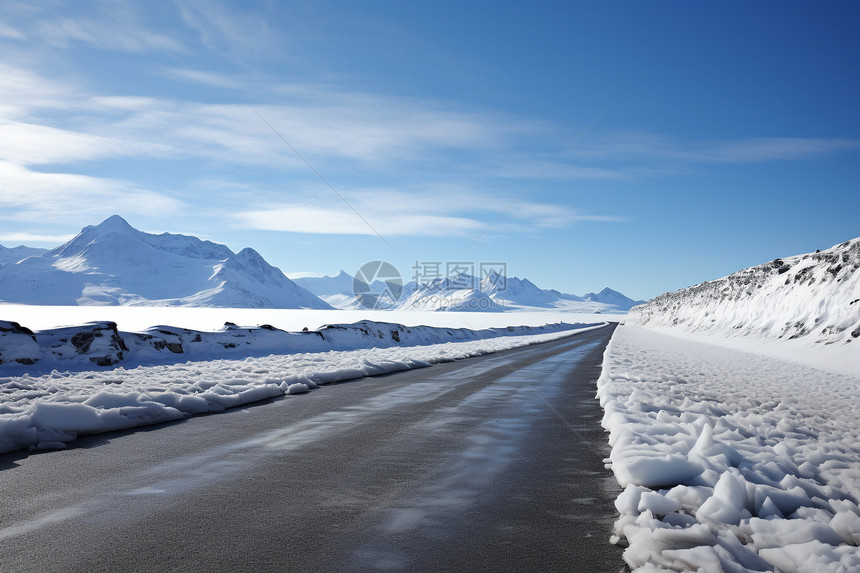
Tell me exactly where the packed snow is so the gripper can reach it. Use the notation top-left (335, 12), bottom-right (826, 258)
top-left (600, 325), bottom-right (860, 572)
top-left (0, 319), bottom-right (603, 454)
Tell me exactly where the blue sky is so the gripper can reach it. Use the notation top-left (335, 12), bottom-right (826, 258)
top-left (1, 1), bottom-right (858, 300)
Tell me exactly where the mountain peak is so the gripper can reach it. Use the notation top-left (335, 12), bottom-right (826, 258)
top-left (91, 214), bottom-right (135, 234)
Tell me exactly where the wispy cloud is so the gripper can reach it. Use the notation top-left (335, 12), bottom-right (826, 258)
top-left (0, 62), bottom-right (81, 117)
top-left (0, 232), bottom-right (74, 245)
top-left (234, 185), bottom-right (626, 238)
top-left (565, 132), bottom-right (859, 165)
top-left (697, 137), bottom-right (859, 162)
top-left (0, 20), bottom-right (26, 40)
top-left (0, 161), bottom-right (185, 222)
top-left (0, 121), bottom-right (172, 166)
top-left (158, 67), bottom-right (243, 89)
top-left (238, 205), bottom-right (485, 237)
top-left (16, 1), bottom-right (186, 53)
top-left (175, 0), bottom-right (278, 61)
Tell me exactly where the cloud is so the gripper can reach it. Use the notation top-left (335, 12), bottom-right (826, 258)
top-left (0, 63), bottom-right (81, 117)
top-left (233, 185), bottom-right (626, 238)
top-left (507, 203), bottom-right (630, 227)
top-left (0, 161), bottom-right (185, 222)
top-left (22, 1), bottom-right (186, 53)
top-left (158, 67), bottom-right (243, 89)
top-left (566, 132), bottom-right (859, 166)
top-left (0, 232), bottom-right (74, 245)
top-left (237, 205), bottom-right (484, 238)
top-left (175, 0), bottom-right (278, 61)
top-left (0, 20), bottom-right (26, 40)
top-left (699, 137), bottom-right (859, 162)
top-left (6, 59), bottom-right (853, 190)
top-left (0, 58), bottom-right (521, 170)
top-left (0, 121), bottom-right (172, 166)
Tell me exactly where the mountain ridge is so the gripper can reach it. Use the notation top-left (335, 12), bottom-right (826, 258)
top-left (298, 269), bottom-right (642, 312)
top-left (0, 215), bottom-right (331, 309)
top-left (0, 244), bottom-right (49, 265)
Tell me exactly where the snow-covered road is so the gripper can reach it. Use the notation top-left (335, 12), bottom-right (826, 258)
top-left (0, 325), bottom-right (622, 572)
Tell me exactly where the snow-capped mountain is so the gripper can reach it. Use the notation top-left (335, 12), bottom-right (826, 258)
top-left (293, 270), bottom-right (354, 299)
top-left (399, 271), bottom-right (639, 313)
top-left (0, 215), bottom-right (332, 309)
top-left (401, 275), bottom-right (503, 311)
top-left (583, 287), bottom-right (641, 310)
top-left (0, 244), bottom-right (48, 265)
top-left (480, 273), bottom-right (562, 308)
top-left (294, 270), bottom-right (418, 309)
top-left (627, 237), bottom-right (860, 345)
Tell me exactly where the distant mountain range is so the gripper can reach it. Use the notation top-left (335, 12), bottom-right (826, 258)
top-left (296, 269), bottom-right (643, 313)
top-left (293, 270), bottom-right (418, 310)
top-left (0, 215), bottom-right (331, 309)
top-left (0, 244), bottom-right (48, 265)
top-left (0, 215), bottom-right (642, 312)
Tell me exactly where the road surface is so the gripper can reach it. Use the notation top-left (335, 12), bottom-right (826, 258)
top-left (0, 324), bottom-right (623, 572)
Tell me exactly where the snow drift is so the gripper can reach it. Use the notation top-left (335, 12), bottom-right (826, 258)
top-left (0, 318), bottom-right (594, 373)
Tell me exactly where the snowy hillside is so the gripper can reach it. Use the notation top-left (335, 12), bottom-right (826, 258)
top-left (0, 244), bottom-right (47, 265)
top-left (0, 215), bottom-right (331, 309)
top-left (628, 238), bottom-right (860, 345)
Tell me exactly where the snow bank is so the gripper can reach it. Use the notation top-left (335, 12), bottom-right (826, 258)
top-left (0, 318), bottom-right (594, 374)
top-left (599, 326), bottom-right (860, 572)
top-left (0, 320), bottom-right (603, 454)
top-left (628, 237), bottom-right (860, 347)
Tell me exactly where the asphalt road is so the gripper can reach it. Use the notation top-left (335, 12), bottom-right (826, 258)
top-left (0, 324), bottom-right (623, 572)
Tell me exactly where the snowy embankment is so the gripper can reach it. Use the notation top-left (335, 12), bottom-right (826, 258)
top-left (600, 326), bottom-right (860, 572)
top-left (628, 238), bottom-right (860, 376)
top-left (0, 319), bottom-right (603, 454)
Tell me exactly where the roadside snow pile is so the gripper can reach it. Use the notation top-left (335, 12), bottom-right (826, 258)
top-left (0, 322), bottom-right (602, 454)
top-left (599, 326), bottom-right (860, 572)
top-left (628, 237), bottom-right (860, 346)
top-left (0, 319), bottom-right (593, 374)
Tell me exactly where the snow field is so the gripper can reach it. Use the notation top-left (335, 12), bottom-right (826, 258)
top-left (0, 322), bottom-right (603, 455)
top-left (599, 326), bottom-right (860, 572)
